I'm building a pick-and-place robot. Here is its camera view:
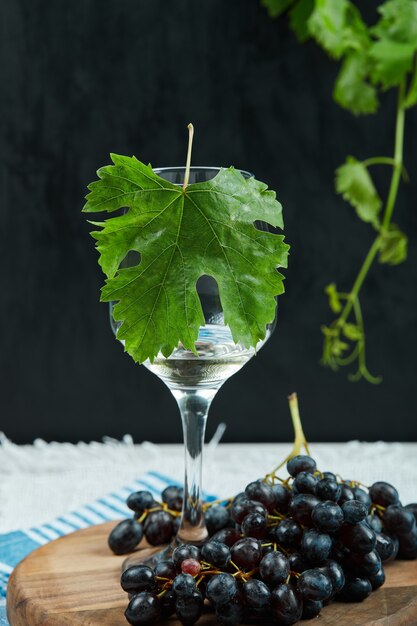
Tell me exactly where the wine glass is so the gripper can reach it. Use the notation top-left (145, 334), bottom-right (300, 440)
top-left (109, 166), bottom-right (277, 553)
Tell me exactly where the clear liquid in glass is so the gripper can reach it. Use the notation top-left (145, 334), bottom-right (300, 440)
top-left (144, 324), bottom-right (269, 389)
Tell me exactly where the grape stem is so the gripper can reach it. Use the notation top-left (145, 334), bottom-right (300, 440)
top-left (202, 496), bottom-right (233, 511)
top-left (182, 123), bottom-right (194, 191)
top-left (205, 392), bottom-right (310, 507)
top-left (265, 392), bottom-right (311, 481)
top-left (321, 81), bottom-right (407, 383)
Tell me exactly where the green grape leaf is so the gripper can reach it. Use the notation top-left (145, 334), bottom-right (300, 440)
top-left (307, 0), bottom-right (349, 59)
top-left (83, 155), bottom-right (289, 364)
top-left (369, 40), bottom-right (416, 88)
top-left (343, 323), bottom-right (362, 341)
top-left (325, 283), bottom-right (342, 314)
top-left (405, 61), bottom-right (417, 108)
top-left (289, 0), bottom-right (314, 42)
top-left (372, 0), bottom-right (417, 44)
top-left (342, 4), bottom-right (371, 53)
top-left (335, 157), bottom-right (382, 227)
top-left (261, 0), bottom-right (295, 18)
top-left (334, 52), bottom-right (379, 115)
top-left (379, 225), bottom-right (408, 265)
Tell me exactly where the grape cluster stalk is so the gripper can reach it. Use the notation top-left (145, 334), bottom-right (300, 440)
top-left (108, 395), bottom-right (417, 625)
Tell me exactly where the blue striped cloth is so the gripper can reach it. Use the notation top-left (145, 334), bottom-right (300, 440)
top-left (0, 471), bottom-right (216, 626)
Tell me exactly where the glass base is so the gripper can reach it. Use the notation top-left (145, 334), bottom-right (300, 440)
top-left (121, 529), bottom-right (209, 572)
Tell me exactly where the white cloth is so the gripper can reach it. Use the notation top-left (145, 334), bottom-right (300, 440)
top-left (0, 434), bottom-right (416, 534)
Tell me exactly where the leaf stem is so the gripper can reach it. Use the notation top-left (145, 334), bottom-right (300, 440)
top-left (363, 157), bottom-right (398, 167)
top-left (182, 123), bottom-right (194, 191)
top-left (339, 81), bottom-right (406, 325)
top-left (382, 81), bottom-right (406, 230)
top-left (362, 156), bottom-right (409, 181)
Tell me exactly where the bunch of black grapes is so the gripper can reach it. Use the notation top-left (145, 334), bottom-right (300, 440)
top-left (108, 455), bottom-right (417, 625)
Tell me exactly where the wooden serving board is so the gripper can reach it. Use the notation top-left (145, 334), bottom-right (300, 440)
top-left (7, 521), bottom-right (417, 626)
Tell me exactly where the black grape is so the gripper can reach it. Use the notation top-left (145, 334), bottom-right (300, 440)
top-left (293, 471), bottom-right (318, 495)
top-left (287, 455), bottom-right (317, 476)
top-left (405, 503), bottom-right (417, 522)
top-left (375, 533), bottom-right (398, 562)
top-left (144, 511), bottom-right (173, 546)
top-left (339, 485), bottom-right (355, 505)
top-left (369, 481), bottom-right (399, 507)
top-left (175, 590), bottom-right (204, 625)
top-left (161, 485), bottom-right (184, 512)
top-left (297, 569), bottom-right (333, 601)
top-left (172, 544), bottom-right (200, 568)
top-left (316, 478), bottom-right (341, 502)
top-left (271, 483), bottom-right (291, 513)
top-left (383, 504), bottom-right (415, 535)
top-left (288, 494), bottom-right (320, 525)
top-left (368, 567), bottom-right (385, 590)
top-left (201, 541), bottom-right (231, 568)
top-left (271, 583), bottom-right (303, 624)
top-left (311, 501), bottom-right (344, 532)
top-left (172, 573), bottom-right (196, 596)
top-left (108, 519), bottom-right (143, 555)
top-left (242, 579), bottom-right (271, 609)
top-left (318, 559), bottom-right (345, 594)
top-left (127, 491), bottom-right (155, 515)
top-left (339, 521), bottom-right (376, 554)
top-left (206, 573), bottom-right (238, 606)
top-left (205, 505), bottom-right (231, 535)
top-left (245, 480), bottom-right (276, 511)
top-left (346, 550), bottom-right (381, 576)
top-left (352, 487), bottom-right (371, 511)
top-left (230, 498), bottom-right (267, 524)
top-left (338, 576), bottom-right (372, 602)
top-left (154, 560), bottom-right (176, 580)
top-left (272, 518), bottom-right (302, 549)
top-left (241, 512), bottom-right (267, 539)
top-left (301, 529), bottom-right (332, 563)
top-left (125, 592), bottom-right (161, 625)
top-left (211, 528), bottom-right (241, 547)
top-left (230, 537), bottom-right (262, 569)
top-left (259, 551), bottom-right (290, 586)
top-left (302, 599), bottom-right (323, 619)
top-left (342, 500), bottom-right (367, 524)
top-left (398, 526), bottom-right (417, 559)
top-left (121, 565), bottom-right (156, 593)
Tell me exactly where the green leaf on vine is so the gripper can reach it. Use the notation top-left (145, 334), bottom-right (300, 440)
top-left (325, 283), bottom-right (342, 314)
top-left (379, 225), bottom-right (408, 265)
top-left (334, 52), bottom-right (379, 115)
top-left (343, 323), bottom-right (362, 341)
top-left (369, 40), bottom-right (416, 88)
top-left (335, 157), bottom-right (382, 227)
top-left (261, 0), bottom-right (295, 18)
top-left (341, 4), bottom-right (371, 53)
top-left (371, 0), bottom-right (417, 44)
top-left (289, 0), bottom-right (314, 42)
top-left (308, 0), bottom-right (352, 59)
top-left (308, 0), bottom-right (349, 59)
top-left (84, 155), bottom-right (289, 364)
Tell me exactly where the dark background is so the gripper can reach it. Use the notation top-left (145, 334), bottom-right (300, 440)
top-left (1, 1), bottom-right (416, 444)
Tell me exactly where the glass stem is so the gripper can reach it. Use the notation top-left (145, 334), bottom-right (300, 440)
top-left (171, 387), bottom-right (217, 544)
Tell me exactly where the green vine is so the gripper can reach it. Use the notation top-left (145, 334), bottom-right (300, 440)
top-left (262, 0), bottom-right (417, 383)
